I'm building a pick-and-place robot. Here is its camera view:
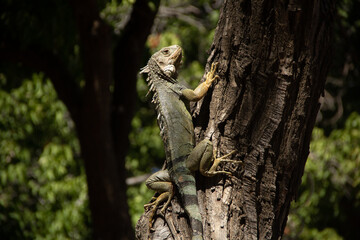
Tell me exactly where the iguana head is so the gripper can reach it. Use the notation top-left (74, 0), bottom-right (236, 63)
top-left (140, 45), bottom-right (182, 78)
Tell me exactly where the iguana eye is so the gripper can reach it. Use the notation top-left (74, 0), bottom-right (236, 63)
top-left (162, 49), bottom-right (169, 55)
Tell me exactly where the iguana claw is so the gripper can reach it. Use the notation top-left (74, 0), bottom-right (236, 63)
top-left (205, 62), bottom-right (220, 87)
top-left (203, 149), bottom-right (243, 177)
top-left (144, 187), bottom-right (174, 229)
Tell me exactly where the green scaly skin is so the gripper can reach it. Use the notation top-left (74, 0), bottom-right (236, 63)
top-left (141, 45), bottom-right (239, 240)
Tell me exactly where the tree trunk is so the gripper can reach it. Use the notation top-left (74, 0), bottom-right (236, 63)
top-left (136, 0), bottom-right (335, 239)
top-left (71, 1), bottom-right (133, 239)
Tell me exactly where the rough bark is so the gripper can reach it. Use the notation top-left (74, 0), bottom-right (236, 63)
top-left (136, 0), bottom-right (335, 239)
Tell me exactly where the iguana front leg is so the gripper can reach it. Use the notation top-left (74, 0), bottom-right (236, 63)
top-left (182, 62), bottom-right (220, 102)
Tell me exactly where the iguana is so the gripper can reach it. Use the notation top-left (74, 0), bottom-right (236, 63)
top-left (140, 45), bottom-right (238, 240)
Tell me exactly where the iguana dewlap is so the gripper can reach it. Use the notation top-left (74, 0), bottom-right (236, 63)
top-left (141, 45), bottom-right (238, 240)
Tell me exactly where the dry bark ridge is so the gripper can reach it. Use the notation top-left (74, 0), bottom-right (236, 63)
top-left (136, 0), bottom-right (335, 239)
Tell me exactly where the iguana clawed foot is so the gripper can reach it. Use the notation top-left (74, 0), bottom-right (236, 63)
top-left (144, 187), bottom-right (174, 230)
top-left (205, 62), bottom-right (220, 87)
top-left (203, 149), bottom-right (243, 177)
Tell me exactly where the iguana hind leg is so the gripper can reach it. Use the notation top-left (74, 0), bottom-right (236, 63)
top-left (204, 149), bottom-right (242, 177)
top-left (185, 139), bottom-right (241, 177)
top-left (144, 170), bottom-right (174, 229)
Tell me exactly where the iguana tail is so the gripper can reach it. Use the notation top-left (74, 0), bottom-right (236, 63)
top-left (169, 158), bottom-right (203, 240)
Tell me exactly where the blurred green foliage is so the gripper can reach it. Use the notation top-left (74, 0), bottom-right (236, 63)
top-left (0, 74), bottom-right (90, 239)
top-left (286, 113), bottom-right (360, 240)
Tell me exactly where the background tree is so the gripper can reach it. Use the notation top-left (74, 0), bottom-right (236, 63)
top-left (137, 0), bottom-right (336, 239)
